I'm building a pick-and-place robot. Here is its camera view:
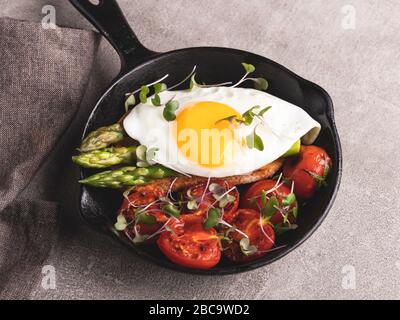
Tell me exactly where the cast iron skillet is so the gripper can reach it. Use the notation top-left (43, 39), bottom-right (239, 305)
top-left (70, 0), bottom-right (342, 275)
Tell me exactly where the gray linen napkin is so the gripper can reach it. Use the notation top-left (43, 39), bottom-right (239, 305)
top-left (0, 17), bottom-right (99, 299)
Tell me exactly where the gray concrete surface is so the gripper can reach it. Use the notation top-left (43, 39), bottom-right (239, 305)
top-left (1, 0), bottom-right (399, 299)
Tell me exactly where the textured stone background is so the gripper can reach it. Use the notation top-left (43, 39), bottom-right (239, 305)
top-left (1, 0), bottom-right (399, 299)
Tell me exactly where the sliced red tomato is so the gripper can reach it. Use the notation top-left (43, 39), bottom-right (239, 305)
top-left (223, 209), bottom-right (275, 262)
top-left (122, 185), bottom-right (166, 207)
top-left (283, 145), bottom-right (332, 199)
top-left (157, 214), bottom-right (221, 269)
top-left (241, 179), bottom-right (297, 225)
top-left (118, 188), bottom-right (168, 244)
top-left (182, 180), bottom-right (239, 223)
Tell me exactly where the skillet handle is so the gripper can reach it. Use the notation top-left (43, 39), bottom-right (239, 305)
top-left (69, 0), bottom-right (155, 72)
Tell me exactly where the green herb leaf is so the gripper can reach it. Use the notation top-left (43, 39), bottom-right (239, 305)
top-left (146, 147), bottom-right (159, 162)
top-left (204, 208), bottom-right (221, 229)
top-left (163, 204), bottom-right (181, 218)
top-left (114, 214), bottom-right (128, 231)
top-left (242, 106), bottom-right (260, 125)
top-left (139, 86), bottom-right (149, 104)
top-left (262, 196), bottom-right (278, 219)
top-left (215, 115), bottom-right (239, 125)
top-left (282, 193), bottom-right (296, 206)
top-left (151, 93), bottom-right (161, 106)
top-left (218, 234), bottom-right (233, 243)
top-left (253, 78), bottom-right (269, 91)
top-left (258, 106), bottom-right (272, 117)
top-left (225, 225), bottom-right (237, 237)
top-left (153, 83), bottom-right (167, 94)
top-left (124, 94), bottom-right (136, 112)
top-left (136, 211), bottom-right (157, 225)
top-left (246, 130), bottom-right (264, 151)
top-left (164, 225), bottom-right (177, 236)
top-left (218, 194), bottom-right (236, 208)
top-left (189, 74), bottom-right (198, 91)
top-left (242, 63), bottom-right (256, 74)
top-left (187, 199), bottom-right (199, 210)
top-left (239, 237), bottom-right (258, 256)
top-left (260, 191), bottom-right (267, 207)
top-left (136, 145), bottom-right (147, 161)
top-left (163, 100), bottom-right (179, 121)
top-left (132, 232), bottom-right (149, 244)
top-left (304, 170), bottom-right (328, 188)
top-left (209, 183), bottom-right (225, 195)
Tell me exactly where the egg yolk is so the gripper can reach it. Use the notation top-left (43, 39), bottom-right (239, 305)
top-left (175, 101), bottom-right (241, 168)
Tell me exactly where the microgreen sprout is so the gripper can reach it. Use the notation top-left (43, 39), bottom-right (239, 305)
top-left (146, 218), bottom-right (174, 240)
top-left (251, 175), bottom-right (299, 236)
top-left (135, 209), bottom-right (157, 225)
top-left (215, 105), bottom-right (272, 127)
top-left (163, 99), bottom-right (180, 121)
top-left (166, 177), bottom-right (178, 202)
top-left (239, 237), bottom-right (258, 256)
top-left (139, 85), bottom-right (150, 104)
top-left (282, 193), bottom-right (296, 206)
top-left (304, 157), bottom-right (330, 188)
top-left (218, 219), bottom-right (249, 239)
top-left (187, 198), bottom-right (199, 210)
top-left (242, 106), bottom-right (261, 125)
top-left (246, 126), bottom-right (264, 151)
top-left (124, 94), bottom-right (136, 112)
top-left (125, 74), bottom-right (170, 97)
top-left (215, 105), bottom-right (271, 152)
top-left (261, 196), bottom-right (279, 220)
top-left (168, 65), bottom-right (197, 91)
top-left (135, 145), bottom-right (159, 167)
top-left (210, 185), bottom-right (237, 208)
top-left (151, 94), bottom-right (161, 107)
top-left (188, 73), bottom-right (233, 90)
top-left (201, 176), bottom-right (212, 203)
top-left (242, 63), bottom-right (256, 73)
top-left (259, 217), bottom-right (275, 245)
top-left (204, 208), bottom-right (221, 229)
top-left (232, 62), bottom-right (269, 91)
top-left (214, 115), bottom-right (238, 125)
top-left (114, 214), bottom-right (128, 231)
top-left (162, 203), bottom-right (181, 218)
top-left (124, 74), bottom-right (169, 111)
top-left (189, 74), bottom-right (197, 91)
top-left (151, 83), bottom-right (167, 106)
top-left (153, 82), bottom-right (167, 94)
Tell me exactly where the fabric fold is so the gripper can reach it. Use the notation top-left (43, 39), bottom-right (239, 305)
top-left (0, 17), bottom-right (100, 299)
top-left (0, 17), bottom-right (99, 208)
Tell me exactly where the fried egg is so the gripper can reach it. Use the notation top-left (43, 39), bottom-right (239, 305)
top-left (123, 86), bottom-right (321, 177)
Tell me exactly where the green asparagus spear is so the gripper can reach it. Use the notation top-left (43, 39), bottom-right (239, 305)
top-left (79, 166), bottom-right (179, 189)
top-left (72, 146), bottom-right (137, 169)
top-left (79, 123), bottom-right (125, 152)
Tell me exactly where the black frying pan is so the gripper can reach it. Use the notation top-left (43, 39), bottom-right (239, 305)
top-left (70, 0), bottom-right (342, 275)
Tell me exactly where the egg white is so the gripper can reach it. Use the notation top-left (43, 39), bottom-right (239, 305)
top-left (123, 86), bottom-right (321, 177)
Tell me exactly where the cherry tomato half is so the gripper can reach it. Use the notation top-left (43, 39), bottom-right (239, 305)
top-left (157, 214), bottom-right (221, 269)
top-left (241, 179), bottom-right (297, 225)
top-left (223, 209), bottom-right (275, 262)
top-left (118, 188), bottom-right (168, 243)
top-left (283, 145), bottom-right (332, 199)
top-left (182, 180), bottom-right (239, 223)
